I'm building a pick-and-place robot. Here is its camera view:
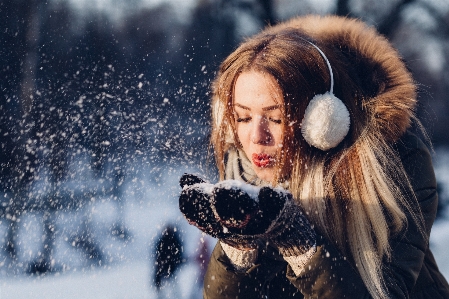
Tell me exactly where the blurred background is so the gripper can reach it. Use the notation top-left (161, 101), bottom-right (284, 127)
top-left (1, 0), bottom-right (449, 298)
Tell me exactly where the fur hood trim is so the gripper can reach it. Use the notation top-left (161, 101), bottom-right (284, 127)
top-left (271, 15), bottom-right (417, 142)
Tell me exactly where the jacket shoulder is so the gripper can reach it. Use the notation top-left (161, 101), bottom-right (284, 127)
top-left (396, 131), bottom-right (436, 192)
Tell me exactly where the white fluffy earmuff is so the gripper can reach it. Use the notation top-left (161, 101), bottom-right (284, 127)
top-left (300, 42), bottom-right (350, 151)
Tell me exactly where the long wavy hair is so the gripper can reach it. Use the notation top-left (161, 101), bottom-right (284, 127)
top-left (210, 17), bottom-right (426, 299)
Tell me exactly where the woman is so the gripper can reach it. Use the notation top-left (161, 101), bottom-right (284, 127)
top-left (178, 15), bottom-right (449, 298)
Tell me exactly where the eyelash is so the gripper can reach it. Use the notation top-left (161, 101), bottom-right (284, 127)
top-left (236, 117), bottom-right (282, 124)
top-left (236, 117), bottom-right (251, 123)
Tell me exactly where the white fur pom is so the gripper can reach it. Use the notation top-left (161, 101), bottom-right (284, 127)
top-left (301, 92), bottom-right (350, 151)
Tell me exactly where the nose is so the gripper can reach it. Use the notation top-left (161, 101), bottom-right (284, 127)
top-left (250, 116), bottom-right (272, 144)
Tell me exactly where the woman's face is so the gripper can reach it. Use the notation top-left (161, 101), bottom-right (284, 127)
top-left (233, 70), bottom-right (285, 182)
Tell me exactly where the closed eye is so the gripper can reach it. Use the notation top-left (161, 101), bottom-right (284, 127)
top-left (236, 117), bottom-right (251, 123)
top-left (236, 117), bottom-right (281, 124)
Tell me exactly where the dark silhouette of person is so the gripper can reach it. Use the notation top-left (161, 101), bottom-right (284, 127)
top-left (194, 237), bottom-right (210, 286)
top-left (187, 236), bottom-right (212, 299)
top-left (153, 224), bottom-right (184, 293)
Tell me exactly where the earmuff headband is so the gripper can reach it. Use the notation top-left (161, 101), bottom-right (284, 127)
top-left (300, 41), bottom-right (351, 151)
top-left (307, 41), bottom-right (334, 94)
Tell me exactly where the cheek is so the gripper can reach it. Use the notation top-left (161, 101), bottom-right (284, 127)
top-left (235, 124), bottom-right (249, 144)
top-left (235, 125), bottom-right (253, 159)
top-left (271, 126), bottom-right (284, 145)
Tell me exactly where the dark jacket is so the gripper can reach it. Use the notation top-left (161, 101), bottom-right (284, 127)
top-left (153, 225), bottom-right (184, 290)
top-left (203, 132), bottom-right (449, 298)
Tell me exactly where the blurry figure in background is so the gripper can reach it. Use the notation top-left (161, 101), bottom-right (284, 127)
top-left (436, 183), bottom-right (448, 220)
top-left (194, 237), bottom-right (210, 286)
top-left (152, 224), bottom-right (184, 298)
top-left (188, 236), bottom-right (211, 299)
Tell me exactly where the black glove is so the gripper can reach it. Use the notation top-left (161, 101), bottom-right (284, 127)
top-left (179, 174), bottom-right (316, 255)
top-left (212, 181), bottom-right (316, 257)
top-left (179, 174), bottom-right (258, 249)
top-left (179, 173), bottom-right (206, 188)
top-left (178, 173), bottom-right (223, 238)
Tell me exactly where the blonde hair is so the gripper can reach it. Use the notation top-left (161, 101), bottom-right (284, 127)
top-left (210, 16), bottom-right (426, 299)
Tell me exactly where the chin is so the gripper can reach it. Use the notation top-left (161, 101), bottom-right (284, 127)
top-left (254, 170), bottom-right (274, 182)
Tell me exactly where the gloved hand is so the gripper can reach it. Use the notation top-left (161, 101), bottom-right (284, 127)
top-left (179, 174), bottom-right (316, 256)
top-left (178, 173), bottom-right (221, 238)
top-left (212, 181), bottom-right (316, 257)
top-left (178, 174), bottom-right (259, 249)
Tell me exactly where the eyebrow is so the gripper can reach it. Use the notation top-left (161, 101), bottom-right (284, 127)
top-left (234, 103), bottom-right (282, 111)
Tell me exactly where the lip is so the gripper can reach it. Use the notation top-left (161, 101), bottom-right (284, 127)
top-left (252, 153), bottom-right (275, 168)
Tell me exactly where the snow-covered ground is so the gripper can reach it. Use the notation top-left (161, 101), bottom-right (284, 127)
top-left (0, 148), bottom-right (448, 299)
top-left (0, 259), bottom-right (205, 299)
top-left (0, 156), bottom-right (214, 299)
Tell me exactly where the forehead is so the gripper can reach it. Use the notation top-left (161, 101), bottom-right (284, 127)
top-left (233, 71), bottom-right (283, 107)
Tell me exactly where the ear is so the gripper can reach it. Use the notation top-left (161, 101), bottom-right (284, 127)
top-left (301, 92), bottom-right (350, 151)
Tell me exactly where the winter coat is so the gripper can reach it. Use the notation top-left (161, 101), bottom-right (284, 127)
top-left (202, 14), bottom-right (449, 298)
top-left (203, 131), bottom-right (449, 299)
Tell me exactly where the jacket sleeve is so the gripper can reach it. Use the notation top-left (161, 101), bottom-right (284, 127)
top-left (287, 132), bottom-right (438, 299)
top-left (383, 132), bottom-right (438, 297)
top-left (203, 241), bottom-right (299, 299)
top-left (286, 234), bottom-right (371, 298)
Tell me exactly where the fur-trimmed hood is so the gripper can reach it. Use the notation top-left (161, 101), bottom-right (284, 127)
top-left (267, 15), bottom-right (417, 143)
